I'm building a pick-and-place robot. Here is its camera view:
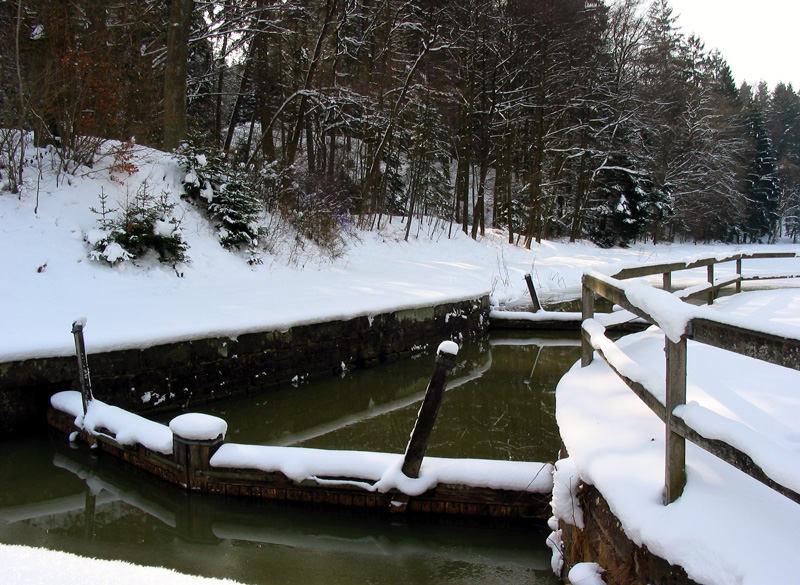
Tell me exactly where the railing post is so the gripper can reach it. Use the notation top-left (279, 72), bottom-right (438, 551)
top-left (401, 342), bottom-right (458, 479)
top-left (662, 271), bottom-right (672, 293)
top-left (71, 319), bottom-right (94, 415)
top-left (664, 335), bottom-right (687, 504)
top-left (735, 258), bottom-right (743, 293)
top-left (524, 273), bottom-right (542, 312)
top-left (707, 264), bottom-right (715, 305)
top-left (581, 278), bottom-right (595, 367)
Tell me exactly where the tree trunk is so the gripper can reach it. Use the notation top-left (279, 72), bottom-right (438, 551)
top-left (163, 0), bottom-right (193, 151)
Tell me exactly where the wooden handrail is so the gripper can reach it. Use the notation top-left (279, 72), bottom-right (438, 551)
top-left (580, 251), bottom-right (800, 505)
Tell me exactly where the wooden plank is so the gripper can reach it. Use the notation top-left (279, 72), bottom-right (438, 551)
top-left (583, 274), bottom-right (659, 325)
top-left (672, 417), bottom-right (800, 505)
top-left (689, 318), bottom-right (800, 372)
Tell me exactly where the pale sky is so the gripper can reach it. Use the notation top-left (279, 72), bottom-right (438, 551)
top-left (666, 0), bottom-right (800, 90)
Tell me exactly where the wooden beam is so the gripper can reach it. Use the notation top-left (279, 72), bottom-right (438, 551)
top-left (664, 337), bottom-right (687, 504)
top-left (672, 417), bottom-right (800, 505)
top-left (689, 318), bottom-right (800, 372)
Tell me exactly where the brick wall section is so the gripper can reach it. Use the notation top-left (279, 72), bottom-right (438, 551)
top-left (2, 296), bottom-right (489, 435)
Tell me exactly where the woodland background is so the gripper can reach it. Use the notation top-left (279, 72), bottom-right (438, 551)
top-left (2, 0), bottom-right (799, 251)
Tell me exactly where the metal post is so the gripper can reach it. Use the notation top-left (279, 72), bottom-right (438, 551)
top-left (401, 343), bottom-right (458, 479)
top-left (524, 273), bottom-right (542, 313)
top-left (72, 319), bottom-right (94, 415)
top-left (664, 336), bottom-right (687, 504)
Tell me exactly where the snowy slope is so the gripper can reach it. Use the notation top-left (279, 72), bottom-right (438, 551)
top-left (3, 142), bottom-right (798, 363)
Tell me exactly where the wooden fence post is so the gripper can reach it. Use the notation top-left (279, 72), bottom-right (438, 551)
top-left (524, 274), bottom-right (542, 313)
top-left (581, 278), bottom-right (595, 367)
top-left (71, 319), bottom-right (94, 415)
top-left (735, 258), bottom-right (743, 293)
top-left (707, 265), bottom-right (715, 305)
top-left (401, 342), bottom-right (458, 479)
top-left (664, 336), bottom-right (687, 504)
top-left (663, 271), bottom-right (672, 293)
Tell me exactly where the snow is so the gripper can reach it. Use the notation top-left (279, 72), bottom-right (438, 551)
top-left (4, 141), bottom-right (800, 583)
top-left (169, 412), bottom-right (227, 441)
top-left (568, 562), bottom-right (606, 585)
top-left (437, 339), bottom-right (459, 356)
top-left (1, 545), bottom-right (240, 585)
top-left (50, 391), bottom-right (173, 455)
top-left (210, 444), bottom-right (553, 497)
top-left (557, 287), bottom-right (800, 585)
top-left (3, 141), bottom-right (798, 364)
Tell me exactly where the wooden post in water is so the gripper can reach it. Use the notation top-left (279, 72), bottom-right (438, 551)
top-left (401, 341), bottom-right (458, 479)
top-left (735, 258), bottom-right (743, 293)
top-left (581, 278), bottom-right (595, 367)
top-left (707, 264), bottom-right (715, 305)
top-left (664, 336), bottom-right (687, 504)
top-left (524, 273), bottom-right (542, 312)
top-left (71, 319), bottom-right (94, 415)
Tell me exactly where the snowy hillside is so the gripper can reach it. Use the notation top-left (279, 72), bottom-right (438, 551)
top-left (2, 142), bottom-right (798, 364)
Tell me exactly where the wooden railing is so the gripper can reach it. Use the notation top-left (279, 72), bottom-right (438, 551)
top-left (580, 251), bottom-right (800, 505)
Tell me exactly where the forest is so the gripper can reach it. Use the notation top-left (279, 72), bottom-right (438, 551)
top-left (1, 0), bottom-right (799, 252)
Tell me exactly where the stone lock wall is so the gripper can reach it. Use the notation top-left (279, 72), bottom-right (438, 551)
top-left (1, 296), bottom-right (489, 435)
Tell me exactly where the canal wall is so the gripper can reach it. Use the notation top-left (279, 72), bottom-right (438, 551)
top-left (0, 296), bottom-right (489, 435)
top-left (558, 485), bottom-right (697, 585)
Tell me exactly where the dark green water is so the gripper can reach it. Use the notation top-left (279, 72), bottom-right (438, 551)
top-left (0, 332), bottom-right (580, 585)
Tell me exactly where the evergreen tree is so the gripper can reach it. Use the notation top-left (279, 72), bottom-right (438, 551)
top-left (744, 100), bottom-right (781, 242)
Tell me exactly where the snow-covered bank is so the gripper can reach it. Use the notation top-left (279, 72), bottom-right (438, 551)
top-left (555, 288), bottom-right (800, 585)
top-left (3, 144), bottom-right (799, 363)
top-left (1, 545), bottom-right (241, 585)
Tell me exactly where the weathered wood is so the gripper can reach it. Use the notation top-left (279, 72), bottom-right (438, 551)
top-left (401, 345), bottom-right (458, 478)
top-left (671, 417), bottom-right (800, 505)
top-left (71, 320), bottom-right (93, 415)
top-left (689, 318), bottom-right (800, 372)
top-left (581, 281), bottom-right (595, 367)
top-left (524, 273), bottom-right (542, 312)
top-left (706, 265), bottom-right (715, 305)
top-left (664, 337), bottom-right (687, 504)
top-left (735, 258), bottom-right (743, 293)
top-left (663, 272), bottom-right (672, 293)
top-left (583, 273), bottom-right (659, 326)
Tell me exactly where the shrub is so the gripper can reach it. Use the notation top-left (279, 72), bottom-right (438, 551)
top-left (87, 184), bottom-right (187, 267)
top-left (177, 142), bottom-right (263, 260)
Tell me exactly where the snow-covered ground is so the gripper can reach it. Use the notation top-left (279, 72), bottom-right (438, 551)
top-left (3, 144), bottom-right (800, 583)
top-left (555, 287), bottom-right (800, 585)
top-left (2, 143), bottom-right (798, 363)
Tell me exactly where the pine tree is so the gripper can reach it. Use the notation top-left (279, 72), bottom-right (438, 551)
top-left (744, 100), bottom-right (781, 242)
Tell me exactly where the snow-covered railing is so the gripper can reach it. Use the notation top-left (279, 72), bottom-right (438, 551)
top-left (607, 250), bottom-right (800, 305)
top-left (580, 253), bottom-right (800, 506)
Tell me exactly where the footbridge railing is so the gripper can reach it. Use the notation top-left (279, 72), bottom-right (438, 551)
top-left (580, 251), bottom-right (800, 505)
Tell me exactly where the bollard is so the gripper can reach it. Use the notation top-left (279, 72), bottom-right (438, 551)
top-left (401, 340), bottom-right (459, 479)
top-left (71, 318), bottom-right (94, 415)
top-left (170, 413), bottom-right (227, 491)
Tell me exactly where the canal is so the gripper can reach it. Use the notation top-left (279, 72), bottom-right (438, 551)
top-left (0, 331), bottom-right (581, 585)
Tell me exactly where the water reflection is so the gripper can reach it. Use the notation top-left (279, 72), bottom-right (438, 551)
top-left (0, 332), bottom-right (580, 585)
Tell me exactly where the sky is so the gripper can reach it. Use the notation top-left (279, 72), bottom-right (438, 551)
top-left (667, 0), bottom-right (800, 90)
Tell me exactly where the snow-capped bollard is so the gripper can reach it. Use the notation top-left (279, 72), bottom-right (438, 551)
top-left (401, 340), bottom-right (459, 479)
top-left (170, 413), bottom-right (227, 490)
top-left (71, 318), bottom-right (93, 415)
